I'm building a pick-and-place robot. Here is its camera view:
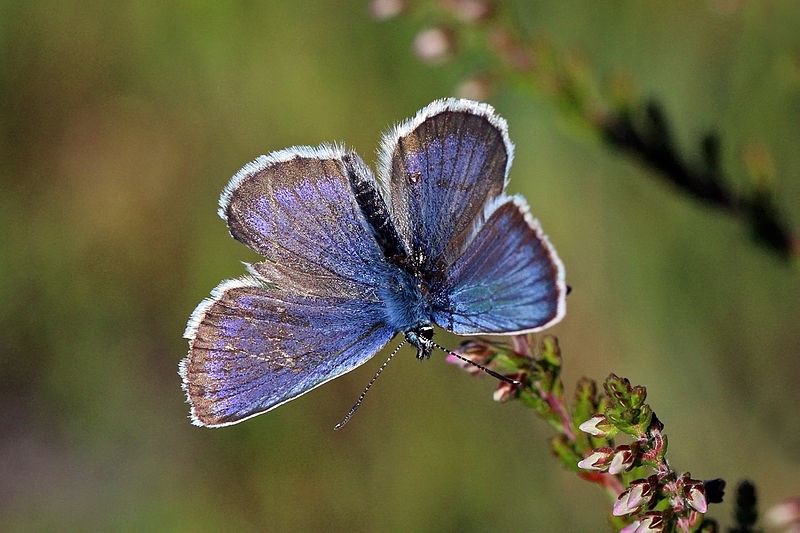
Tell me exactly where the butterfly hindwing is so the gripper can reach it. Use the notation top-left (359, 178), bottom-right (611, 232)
top-left (431, 197), bottom-right (566, 334)
top-left (181, 277), bottom-right (394, 427)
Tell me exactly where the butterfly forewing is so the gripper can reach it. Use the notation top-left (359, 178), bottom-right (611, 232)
top-left (181, 147), bottom-right (396, 427)
top-left (378, 100), bottom-right (512, 270)
top-left (221, 146), bottom-right (392, 288)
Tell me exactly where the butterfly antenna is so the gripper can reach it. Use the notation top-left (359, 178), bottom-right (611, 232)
top-left (334, 339), bottom-right (406, 431)
top-left (430, 340), bottom-right (520, 385)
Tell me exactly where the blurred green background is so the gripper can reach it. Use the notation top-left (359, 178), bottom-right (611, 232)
top-left (2, 1), bottom-right (799, 531)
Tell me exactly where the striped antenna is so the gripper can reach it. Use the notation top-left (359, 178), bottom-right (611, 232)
top-left (430, 340), bottom-right (520, 385)
top-left (334, 339), bottom-right (406, 430)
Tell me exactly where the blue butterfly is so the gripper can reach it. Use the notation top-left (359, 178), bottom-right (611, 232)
top-left (180, 99), bottom-right (566, 427)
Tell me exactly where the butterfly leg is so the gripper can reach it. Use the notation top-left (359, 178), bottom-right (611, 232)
top-left (405, 325), bottom-right (434, 360)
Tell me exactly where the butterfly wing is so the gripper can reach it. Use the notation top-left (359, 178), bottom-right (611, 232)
top-left (377, 99), bottom-right (511, 269)
top-left (181, 277), bottom-right (394, 427)
top-left (181, 146), bottom-right (396, 427)
top-left (431, 196), bottom-right (566, 334)
top-left (378, 99), bottom-right (566, 334)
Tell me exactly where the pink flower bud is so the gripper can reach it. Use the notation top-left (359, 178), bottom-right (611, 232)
top-left (455, 74), bottom-right (493, 101)
top-left (413, 27), bottom-right (456, 65)
top-left (510, 334), bottom-right (532, 356)
top-left (446, 342), bottom-right (491, 374)
top-left (608, 444), bottom-right (636, 475)
top-left (676, 511), bottom-right (701, 532)
top-left (447, 341), bottom-right (494, 374)
top-left (441, 0), bottom-right (496, 23)
top-left (613, 479), bottom-right (653, 516)
top-left (368, 0), bottom-right (407, 20)
top-left (445, 352), bottom-right (477, 373)
top-left (577, 447), bottom-right (613, 471)
top-left (766, 497), bottom-right (800, 529)
top-left (685, 482), bottom-right (708, 513)
top-left (641, 512), bottom-right (666, 531)
top-left (578, 415), bottom-right (612, 437)
top-left (621, 512), bottom-right (665, 532)
top-left (493, 381), bottom-right (514, 402)
top-left (640, 426), bottom-right (666, 464)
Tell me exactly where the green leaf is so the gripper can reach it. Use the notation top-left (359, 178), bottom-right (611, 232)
top-left (539, 335), bottom-right (562, 368)
top-left (572, 377), bottom-right (598, 428)
top-left (518, 387), bottom-right (548, 414)
top-left (604, 374), bottom-right (634, 408)
top-left (629, 385), bottom-right (647, 409)
top-left (492, 353), bottom-right (521, 374)
top-left (608, 514), bottom-right (632, 531)
top-left (633, 404), bottom-right (653, 436)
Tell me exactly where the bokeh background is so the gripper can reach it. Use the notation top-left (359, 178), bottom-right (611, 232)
top-left (2, 1), bottom-right (799, 530)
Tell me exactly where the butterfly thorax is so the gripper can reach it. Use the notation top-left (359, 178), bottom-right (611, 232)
top-left (380, 267), bottom-right (433, 334)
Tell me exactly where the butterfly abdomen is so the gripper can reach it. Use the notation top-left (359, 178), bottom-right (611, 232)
top-left (343, 152), bottom-right (410, 267)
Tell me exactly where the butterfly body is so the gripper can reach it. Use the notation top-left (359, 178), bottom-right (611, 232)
top-left (346, 151), bottom-right (454, 360)
top-left (181, 99), bottom-right (566, 427)
top-left (380, 267), bottom-right (431, 330)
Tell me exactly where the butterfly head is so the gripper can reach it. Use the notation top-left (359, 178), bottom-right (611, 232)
top-left (404, 324), bottom-right (434, 360)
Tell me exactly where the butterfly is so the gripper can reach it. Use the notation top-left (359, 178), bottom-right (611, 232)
top-left (180, 98), bottom-right (566, 428)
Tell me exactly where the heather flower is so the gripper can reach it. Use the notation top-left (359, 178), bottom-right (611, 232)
top-left (492, 376), bottom-right (521, 402)
top-left (639, 421), bottom-right (667, 465)
top-left (440, 0), bottom-right (495, 22)
top-left (368, 0), bottom-right (406, 20)
top-left (578, 414), bottom-right (615, 437)
top-left (684, 479), bottom-right (708, 513)
top-left (418, 330), bottom-right (724, 528)
top-left (675, 511), bottom-right (701, 532)
top-left (413, 26), bottom-right (456, 65)
top-left (765, 497), bottom-right (800, 531)
top-left (621, 511), bottom-right (665, 532)
top-left (509, 334), bottom-right (534, 356)
top-left (613, 478), bottom-right (655, 516)
top-left (446, 340), bottom-right (493, 374)
top-left (608, 444), bottom-right (637, 475)
top-left (577, 447), bottom-right (614, 471)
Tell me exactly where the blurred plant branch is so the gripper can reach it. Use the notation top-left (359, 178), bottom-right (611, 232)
top-left (731, 481), bottom-right (758, 533)
top-left (373, 0), bottom-right (797, 260)
top-left (449, 334), bottom-right (728, 531)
